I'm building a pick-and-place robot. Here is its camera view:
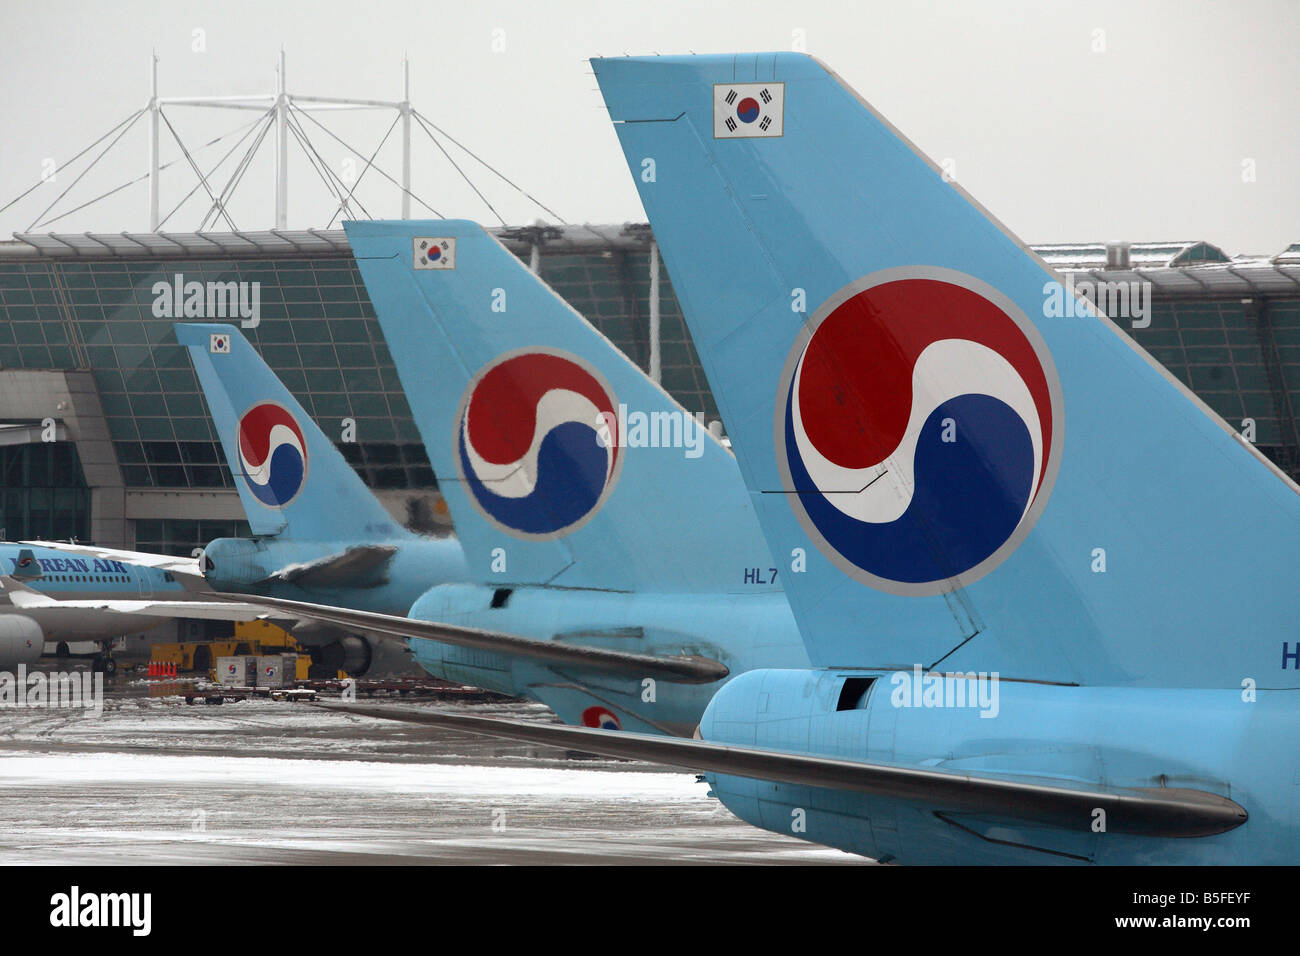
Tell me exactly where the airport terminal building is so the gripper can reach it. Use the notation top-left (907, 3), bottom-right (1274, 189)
top-left (0, 226), bottom-right (1297, 557)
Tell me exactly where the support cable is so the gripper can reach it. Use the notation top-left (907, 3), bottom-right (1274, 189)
top-left (293, 106), bottom-right (443, 217)
top-left (25, 110), bottom-right (147, 230)
top-left (158, 107), bottom-right (237, 230)
top-left (164, 109), bottom-right (273, 230)
top-left (284, 107), bottom-right (373, 221)
top-left (412, 111), bottom-right (504, 226)
top-left (325, 111), bottom-right (401, 228)
top-left (412, 109), bottom-right (567, 223)
top-left (198, 110), bottom-right (277, 231)
top-left (38, 112), bottom-right (270, 231)
top-left (0, 109), bottom-right (144, 219)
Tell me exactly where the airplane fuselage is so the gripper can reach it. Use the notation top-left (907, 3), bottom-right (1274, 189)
top-left (409, 584), bottom-right (809, 735)
top-left (0, 544), bottom-right (188, 666)
top-left (699, 668), bottom-right (1295, 864)
top-left (205, 536), bottom-right (814, 730)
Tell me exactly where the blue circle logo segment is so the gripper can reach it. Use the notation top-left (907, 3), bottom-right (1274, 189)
top-left (455, 349), bottom-right (622, 540)
top-left (776, 269), bottom-right (1062, 595)
top-left (237, 402), bottom-right (309, 509)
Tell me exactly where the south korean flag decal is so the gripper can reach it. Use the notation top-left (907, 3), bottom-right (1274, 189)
top-left (210, 333), bottom-right (230, 354)
top-left (414, 237), bottom-right (456, 270)
top-left (714, 82), bottom-right (784, 138)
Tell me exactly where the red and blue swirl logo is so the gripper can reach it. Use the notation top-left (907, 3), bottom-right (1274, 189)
top-left (237, 402), bottom-right (309, 508)
top-left (456, 349), bottom-right (622, 538)
top-left (778, 269), bottom-right (1061, 594)
top-left (581, 706), bottom-right (621, 730)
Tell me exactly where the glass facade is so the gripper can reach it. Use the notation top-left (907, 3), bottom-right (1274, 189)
top-left (1127, 299), bottom-right (1299, 472)
top-left (0, 442), bottom-right (90, 541)
top-left (134, 518), bottom-right (250, 556)
top-left (1, 238), bottom-right (1297, 557)
top-left (0, 256), bottom-right (430, 490)
top-left (0, 247), bottom-right (722, 499)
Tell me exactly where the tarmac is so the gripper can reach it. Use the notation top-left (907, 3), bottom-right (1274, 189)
top-left (0, 669), bottom-right (865, 865)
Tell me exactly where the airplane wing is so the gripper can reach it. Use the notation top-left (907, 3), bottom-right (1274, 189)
top-left (203, 591), bottom-right (729, 684)
top-left (20, 540), bottom-right (202, 579)
top-left (1, 579), bottom-right (280, 622)
top-left (321, 703), bottom-right (1247, 839)
top-left (0, 576), bottom-right (726, 682)
top-left (260, 545), bottom-right (398, 588)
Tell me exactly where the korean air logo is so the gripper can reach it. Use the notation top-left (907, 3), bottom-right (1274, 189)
top-left (581, 706), bottom-right (621, 730)
top-left (455, 348), bottom-right (622, 539)
top-left (237, 402), bottom-right (309, 508)
top-left (777, 268), bottom-right (1062, 596)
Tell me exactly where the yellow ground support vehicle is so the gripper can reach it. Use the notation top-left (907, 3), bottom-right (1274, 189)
top-left (149, 620), bottom-right (312, 678)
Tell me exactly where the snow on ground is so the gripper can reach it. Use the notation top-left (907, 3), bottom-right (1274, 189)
top-left (0, 689), bottom-right (866, 864)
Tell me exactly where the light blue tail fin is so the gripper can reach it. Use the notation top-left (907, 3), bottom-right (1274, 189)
top-left (345, 219), bottom-right (777, 593)
top-left (176, 323), bottom-right (409, 542)
top-left (11, 548), bottom-right (42, 580)
top-left (594, 53), bottom-right (1299, 687)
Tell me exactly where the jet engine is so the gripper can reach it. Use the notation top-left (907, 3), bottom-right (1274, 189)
top-left (288, 621), bottom-right (414, 678)
top-left (0, 616), bottom-right (44, 667)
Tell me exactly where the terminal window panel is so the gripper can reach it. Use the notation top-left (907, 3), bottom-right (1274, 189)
top-left (622, 250), bottom-right (722, 426)
top-left (0, 258), bottom-right (434, 490)
top-left (134, 518), bottom-right (251, 558)
top-left (1272, 301), bottom-right (1300, 411)
top-left (0, 443), bottom-right (89, 542)
top-left (1126, 299), bottom-right (1296, 472)
top-left (3, 261), bottom-right (1298, 492)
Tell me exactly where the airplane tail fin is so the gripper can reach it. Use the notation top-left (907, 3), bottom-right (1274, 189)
top-left (345, 219), bottom-right (777, 593)
top-left (176, 323), bottom-right (409, 542)
top-left (594, 53), bottom-right (1299, 686)
top-left (10, 549), bottom-right (43, 581)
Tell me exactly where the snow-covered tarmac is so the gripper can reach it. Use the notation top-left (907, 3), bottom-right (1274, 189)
top-left (0, 683), bottom-right (864, 864)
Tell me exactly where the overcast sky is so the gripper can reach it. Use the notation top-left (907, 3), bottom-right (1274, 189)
top-left (1, 0), bottom-right (1295, 254)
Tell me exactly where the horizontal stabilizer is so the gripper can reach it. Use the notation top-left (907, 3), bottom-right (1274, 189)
top-left (263, 545), bottom-right (399, 588)
top-left (324, 703), bottom-right (1247, 839)
top-left (0, 579), bottom-right (277, 622)
top-left (205, 591), bottom-right (728, 684)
